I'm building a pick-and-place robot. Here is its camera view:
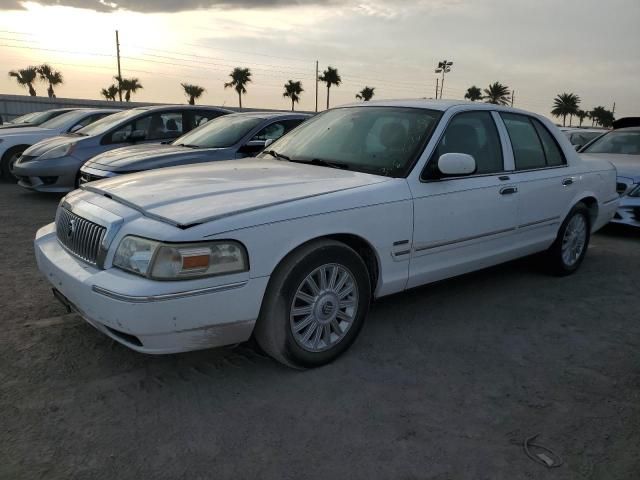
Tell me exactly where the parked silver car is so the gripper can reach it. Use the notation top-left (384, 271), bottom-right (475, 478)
top-left (79, 112), bottom-right (309, 183)
top-left (0, 108), bottom-right (77, 130)
top-left (1, 108), bottom-right (120, 180)
top-left (580, 125), bottom-right (640, 227)
top-left (13, 105), bottom-right (231, 192)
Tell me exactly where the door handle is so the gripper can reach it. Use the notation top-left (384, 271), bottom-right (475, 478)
top-left (499, 175), bottom-right (511, 181)
top-left (562, 178), bottom-right (574, 186)
top-left (499, 186), bottom-right (518, 195)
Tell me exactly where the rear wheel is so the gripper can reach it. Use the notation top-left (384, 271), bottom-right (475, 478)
top-left (546, 203), bottom-right (591, 276)
top-left (254, 240), bottom-right (371, 368)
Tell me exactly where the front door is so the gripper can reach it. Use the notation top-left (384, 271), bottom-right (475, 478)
top-left (407, 110), bottom-right (519, 288)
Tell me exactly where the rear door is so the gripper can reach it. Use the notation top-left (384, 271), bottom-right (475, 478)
top-left (498, 113), bottom-right (574, 248)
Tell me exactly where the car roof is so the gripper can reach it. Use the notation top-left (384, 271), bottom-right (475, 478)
top-left (608, 126), bottom-right (640, 132)
top-left (222, 111), bottom-right (311, 120)
top-left (338, 98), bottom-right (535, 115)
top-left (131, 105), bottom-right (232, 113)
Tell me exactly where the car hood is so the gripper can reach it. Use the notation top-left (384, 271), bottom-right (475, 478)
top-left (0, 126), bottom-right (53, 137)
top-left (85, 143), bottom-right (235, 172)
top-left (580, 153), bottom-right (640, 182)
top-left (24, 134), bottom-right (85, 156)
top-left (83, 159), bottom-right (391, 227)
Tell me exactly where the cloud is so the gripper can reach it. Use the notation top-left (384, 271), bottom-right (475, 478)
top-left (0, 0), bottom-right (342, 13)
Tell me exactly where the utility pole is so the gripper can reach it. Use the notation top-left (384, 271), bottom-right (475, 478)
top-left (434, 60), bottom-right (453, 100)
top-left (435, 78), bottom-right (439, 99)
top-left (612, 102), bottom-right (616, 116)
top-left (511, 90), bottom-right (515, 107)
top-left (315, 60), bottom-right (319, 113)
top-left (115, 30), bottom-right (122, 102)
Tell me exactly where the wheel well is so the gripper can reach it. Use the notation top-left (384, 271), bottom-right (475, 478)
top-left (2, 144), bottom-right (30, 161)
top-left (279, 234), bottom-right (380, 295)
top-left (577, 196), bottom-right (598, 226)
top-left (324, 234), bottom-right (379, 294)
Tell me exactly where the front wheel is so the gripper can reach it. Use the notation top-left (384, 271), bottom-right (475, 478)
top-left (254, 240), bottom-right (371, 368)
top-left (1, 148), bottom-right (24, 181)
top-left (546, 203), bottom-right (591, 276)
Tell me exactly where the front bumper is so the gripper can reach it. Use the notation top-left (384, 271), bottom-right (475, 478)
top-left (13, 154), bottom-right (83, 192)
top-left (34, 223), bottom-right (269, 354)
top-left (610, 195), bottom-right (640, 228)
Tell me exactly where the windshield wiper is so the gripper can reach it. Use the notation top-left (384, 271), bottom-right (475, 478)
top-left (175, 143), bottom-right (200, 149)
top-left (291, 158), bottom-right (350, 170)
top-left (263, 149), bottom-right (291, 161)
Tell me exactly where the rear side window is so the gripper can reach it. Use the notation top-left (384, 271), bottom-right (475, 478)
top-left (501, 113), bottom-right (546, 170)
top-left (532, 119), bottom-right (565, 166)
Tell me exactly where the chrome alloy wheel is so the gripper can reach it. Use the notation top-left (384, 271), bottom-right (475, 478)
top-left (561, 214), bottom-right (587, 267)
top-left (289, 263), bottom-right (359, 353)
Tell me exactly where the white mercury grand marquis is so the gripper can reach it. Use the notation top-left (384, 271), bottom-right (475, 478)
top-left (35, 100), bottom-right (619, 368)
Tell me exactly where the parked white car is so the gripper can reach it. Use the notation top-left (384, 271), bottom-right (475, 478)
top-left (1, 108), bottom-right (119, 180)
top-left (34, 100), bottom-right (618, 368)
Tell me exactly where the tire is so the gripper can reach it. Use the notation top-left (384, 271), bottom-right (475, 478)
top-left (254, 239), bottom-right (371, 369)
top-left (545, 203), bottom-right (591, 276)
top-left (1, 147), bottom-right (25, 181)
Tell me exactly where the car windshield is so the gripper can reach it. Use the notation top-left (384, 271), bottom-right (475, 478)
top-left (582, 131), bottom-right (640, 155)
top-left (39, 110), bottom-right (90, 129)
top-left (10, 110), bottom-right (59, 125)
top-left (259, 106), bottom-right (441, 177)
top-left (76, 109), bottom-right (142, 136)
top-left (172, 115), bottom-right (263, 148)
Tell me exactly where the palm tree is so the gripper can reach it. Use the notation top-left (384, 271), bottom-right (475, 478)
top-left (100, 84), bottom-right (119, 101)
top-left (37, 64), bottom-right (63, 98)
top-left (576, 109), bottom-right (589, 127)
top-left (282, 80), bottom-right (304, 111)
top-left (551, 93), bottom-right (580, 127)
top-left (181, 83), bottom-right (205, 105)
top-left (119, 77), bottom-right (143, 102)
top-left (8, 66), bottom-right (38, 96)
top-left (224, 67), bottom-right (252, 109)
top-left (590, 106), bottom-right (614, 128)
top-left (319, 66), bottom-right (341, 109)
top-left (356, 86), bottom-right (375, 101)
top-left (464, 86), bottom-right (482, 102)
top-left (483, 82), bottom-right (511, 105)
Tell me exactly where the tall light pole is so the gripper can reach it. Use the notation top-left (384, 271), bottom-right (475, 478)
top-left (434, 59), bottom-right (453, 99)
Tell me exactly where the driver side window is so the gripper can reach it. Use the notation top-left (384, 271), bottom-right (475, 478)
top-left (425, 111), bottom-right (504, 178)
top-left (105, 115), bottom-right (151, 144)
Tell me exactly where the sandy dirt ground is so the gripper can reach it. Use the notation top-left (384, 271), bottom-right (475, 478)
top-left (1, 181), bottom-right (638, 480)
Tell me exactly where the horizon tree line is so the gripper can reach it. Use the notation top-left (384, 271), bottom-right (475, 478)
top-left (9, 63), bottom-right (616, 125)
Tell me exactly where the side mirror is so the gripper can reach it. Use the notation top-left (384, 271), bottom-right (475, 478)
top-left (128, 130), bottom-right (146, 142)
top-left (574, 144), bottom-right (583, 151)
top-left (69, 124), bottom-right (84, 133)
top-left (264, 138), bottom-right (274, 148)
top-left (437, 153), bottom-right (476, 176)
top-left (245, 139), bottom-right (267, 148)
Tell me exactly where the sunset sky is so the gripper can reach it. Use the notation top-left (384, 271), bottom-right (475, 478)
top-left (0, 0), bottom-right (638, 119)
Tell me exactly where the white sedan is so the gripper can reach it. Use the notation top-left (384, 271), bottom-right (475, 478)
top-left (34, 100), bottom-right (618, 368)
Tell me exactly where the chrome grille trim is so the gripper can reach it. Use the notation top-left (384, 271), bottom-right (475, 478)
top-left (56, 208), bottom-right (106, 266)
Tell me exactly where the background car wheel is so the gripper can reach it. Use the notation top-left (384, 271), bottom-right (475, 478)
top-left (254, 239), bottom-right (371, 369)
top-left (546, 202), bottom-right (591, 276)
top-left (1, 147), bottom-right (25, 181)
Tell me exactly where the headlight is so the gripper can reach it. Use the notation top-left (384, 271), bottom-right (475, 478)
top-left (113, 236), bottom-right (249, 280)
top-left (39, 143), bottom-right (76, 160)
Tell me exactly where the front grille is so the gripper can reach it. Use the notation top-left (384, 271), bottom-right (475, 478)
top-left (79, 172), bottom-right (104, 185)
top-left (56, 208), bottom-right (106, 266)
